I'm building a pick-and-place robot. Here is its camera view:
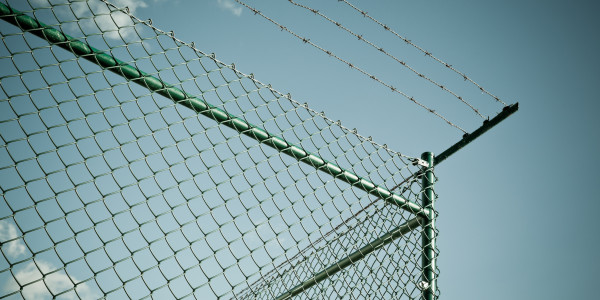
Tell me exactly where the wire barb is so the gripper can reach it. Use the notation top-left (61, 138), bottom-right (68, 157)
top-left (337, 0), bottom-right (508, 106)
top-left (234, 0), bottom-right (468, 133)
top-left (0, 2), bottom-right (440, 299)
top-left (287, 0), bottom-right (485, 120)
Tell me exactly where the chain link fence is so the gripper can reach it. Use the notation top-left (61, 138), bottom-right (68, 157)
top-left (0, 0), bottom-right (438, 298)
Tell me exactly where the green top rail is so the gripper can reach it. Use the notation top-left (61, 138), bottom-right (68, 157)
top-left (0, 3), bottom-right (431, 219)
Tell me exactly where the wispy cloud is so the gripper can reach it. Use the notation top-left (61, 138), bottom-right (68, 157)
top-left (218, 0), bottom-right (242, 17)
top-left (1, 221), bottom-right (97, 298)
top-left (4, 261), bottom-right (98, 300)
top-left (0, 220), bottom-right (26, 258)
top-left (70, 0), bottom-right (149, 41)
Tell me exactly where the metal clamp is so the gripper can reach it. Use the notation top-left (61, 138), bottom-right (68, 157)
top-left (412, 158), bottom-right (430, 168)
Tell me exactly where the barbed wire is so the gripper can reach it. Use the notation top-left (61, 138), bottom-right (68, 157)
top-left (1, 1), bottom-right (435, 299)
top-left (288, 0), bottom-right (485, 120)
top-left (232, 0), bottom-right (468, 133)
top-left (97, 0), bottom-right (426, 160)
top-left (338, 0), bottom-right (508, 106)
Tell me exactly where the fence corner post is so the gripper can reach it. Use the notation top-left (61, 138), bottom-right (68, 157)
top-left (421, 151), bottom-right (437, 300)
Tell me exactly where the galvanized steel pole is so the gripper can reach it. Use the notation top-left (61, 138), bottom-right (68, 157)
top-left (421, 152), bottom-right (437, 300)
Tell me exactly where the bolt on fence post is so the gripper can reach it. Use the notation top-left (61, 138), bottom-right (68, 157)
top-left (421, 152), bottom-right (437, 300)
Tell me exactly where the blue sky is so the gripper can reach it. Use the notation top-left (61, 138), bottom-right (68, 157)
top-left (1, 0), bottom-right (599, 299)
top-left (134, 1), bottom-right (599, 299)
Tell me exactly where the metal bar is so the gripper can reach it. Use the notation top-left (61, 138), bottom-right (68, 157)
top-left (0, 3), bottom-right (430, 219)
top-left (435, 103), bottom-right (519, 165)
top-left (345, 103), bottom-right (519, 197)
top-left (420, 152), bottom-right (436, 300)
top-left (274, 216), bottom-right (423, 300)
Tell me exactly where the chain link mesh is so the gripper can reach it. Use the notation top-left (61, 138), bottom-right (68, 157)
top-left (0, 0), bottom-right (439, 299)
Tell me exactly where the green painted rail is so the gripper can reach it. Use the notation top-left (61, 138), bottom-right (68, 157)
top-left (0, 3), bottom-right (430, 219)
top-left (274, 216), bottom-right (424, 300)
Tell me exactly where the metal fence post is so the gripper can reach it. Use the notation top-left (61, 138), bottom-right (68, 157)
top-left (421, 152), bottom-right (437, 299)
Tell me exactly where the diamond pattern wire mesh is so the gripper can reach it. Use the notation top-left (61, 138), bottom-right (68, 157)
top-left (0, 0), bottom-right (438, 299)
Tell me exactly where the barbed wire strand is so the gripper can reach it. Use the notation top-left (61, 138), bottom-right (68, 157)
top-left (288, 0), bottom-right (485, 119)
top-left (338, 0), bottom-right (508, 106)
top-left (98, 1), bottom-right (437, 297)
top-left (1, 1), bottom-right (435, 299)
top-left (98, 0), bottom-right (427, 160)
top-left (98, 2), bottom-right (433, 272)
top-left (232, 0), bottom-right (467, 134)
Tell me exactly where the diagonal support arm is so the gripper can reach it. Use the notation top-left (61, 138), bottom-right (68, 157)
top-left (274, 216), bottom-right (424, 300)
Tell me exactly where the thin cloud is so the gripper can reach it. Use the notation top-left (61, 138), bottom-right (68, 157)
top-left (1, 221), bottom-right (98, 299)
top-left (0, 220), bottom-right (26, 258)
top-left (4, 261), bottom-right (98, 300)
top-left (70, 0), bottom-right (149, 41)
top-left (218, 0), bottom-right (242, 17)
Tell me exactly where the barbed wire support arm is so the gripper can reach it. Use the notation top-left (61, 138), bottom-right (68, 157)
top-left (435, 103), bottom-right (519, 165)
top-left (0, 3), bottom-right (431, 219)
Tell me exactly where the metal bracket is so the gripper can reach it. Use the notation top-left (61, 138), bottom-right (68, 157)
top-left (412, 158), bottom-right (430, 168)
top-left (417, 281), bottom-right (430, 291)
